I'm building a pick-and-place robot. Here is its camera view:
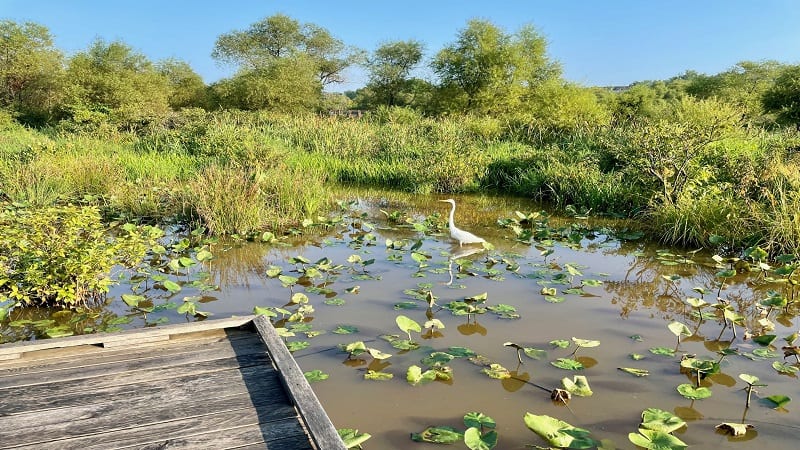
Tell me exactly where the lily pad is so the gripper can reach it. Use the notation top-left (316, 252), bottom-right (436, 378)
top-left (628, 428), bottom-right (687, 449)
top-left (640, 408), bottom-right (686, 433)
top-left (447, 346), bottom-right (476, 358)
top-left (667, 321), bottom-right (692, 337)
top-left (571, 337), bottom-right (600, 348)
top-left (618, 367), bottom-right (650, 377)
top-left (287, 341), bottom-right (310, 352)
top-left (649, 347), bottom-right (676, 357)
top-left (523, 348), bottom-right (548, 360)
top-left (464, 427), bottom-right (498, 450)
top-left (676, 383), bottom-right (712, 400)
top-left (333, 325), bottom-right (359, 334)
top-left (550, 339), bottom-right (571, 348)
top-left (562, 375), bottom-right (593, 396)
top-left (364, 370), bottom-right (394, 381)
top-left (753, 334), bottom-right (777, 346)
top-left (551, 358), bottom-right (584, 371)
top-left (338, 428), bottom-right (371, 448)
top-left (765, 395), bottom-right (791, 408)
top-left (482, 363), bottom-right (511, 379)
top-left (303, 370), bottom-right (329, 382)
top-left (407, 365), bottom-right (437, 386)
top-left (464, 412), bottom-right (496, 430)
top-left (523, 413), bottom-right (595, 449)
top-left (772, 361), bottom-right (799, 374)
top-left (411, 426), bottom-right (464, 444)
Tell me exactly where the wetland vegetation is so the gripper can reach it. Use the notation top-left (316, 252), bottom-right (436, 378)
top-left (2, 13), bottom-right (800, 449)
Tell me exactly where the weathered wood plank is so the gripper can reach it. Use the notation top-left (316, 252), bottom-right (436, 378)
top-left (7, 415), bottom-right (313, 450)
top-left (0, 358), bottom-right (275, 415)
top-left (253, 314), bottom-right (346, 450)
top-left (0, 315), bottom-right (256, 360)
top-left (0, 334), bottom-right (267, 389)
top-left (0, 370), bottom-right (294, 447)
top-left (0, 328), bottom-right (258, 374)
top-left (0, 316), bottom-right (337, 450)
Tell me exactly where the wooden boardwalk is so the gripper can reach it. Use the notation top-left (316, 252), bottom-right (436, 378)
top-left (0, 315), bottom-right (346, 450)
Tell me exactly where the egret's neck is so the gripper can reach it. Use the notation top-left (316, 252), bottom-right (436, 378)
top-left (448, 203), bottom-right (456, 229)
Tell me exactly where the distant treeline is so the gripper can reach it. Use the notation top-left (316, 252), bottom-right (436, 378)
top-left (1, 15), bottom-right (799, 130)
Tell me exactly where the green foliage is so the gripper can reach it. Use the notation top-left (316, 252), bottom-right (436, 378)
top-left (0, 205), bottom-right (156, 308)
top-left (763, 64), bottom-right (800, 127)
top-left (0, 20), bottom-right (64, 123)
top-left (363, 40), bottom-right (424, 108)
top-left (432, 19), bottom-right (561, 115)
top-left (64, 39), bottom-right (171, 127)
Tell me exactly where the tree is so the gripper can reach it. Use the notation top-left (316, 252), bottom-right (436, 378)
top-left (0, 20), bottom-right (64, 123)
top-left (431, 19), bottom-right (561, 115)
top-left (212, 14), bottom-right (360, 86)
top-left (763, 64), bottom-right (800, 127)
top-left (365, 40), bottom-right (424, 107)
top-left (64, 39), bottom-right (171, 125)
top-left (157, 58), bottom-right (208, 109)
top-left (210, 55), bottom-right (321, 112)
top-left (687, 60), bottom-right (784, 124)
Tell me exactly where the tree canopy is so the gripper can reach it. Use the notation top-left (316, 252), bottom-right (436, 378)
top-left (0, 20), bottom-right (64, 122)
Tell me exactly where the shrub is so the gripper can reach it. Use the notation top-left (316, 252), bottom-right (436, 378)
top-left (0, 205), bottom-right (157, 308)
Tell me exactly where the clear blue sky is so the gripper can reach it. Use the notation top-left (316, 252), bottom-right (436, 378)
top-left (2, 0), bottom-right (799, 91)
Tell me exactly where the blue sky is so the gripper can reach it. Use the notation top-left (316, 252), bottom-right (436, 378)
top-left (2, 0), bottom-right (799, 91)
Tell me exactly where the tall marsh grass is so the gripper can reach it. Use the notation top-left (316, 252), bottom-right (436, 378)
top-left (3, 109), bottom-right (800, 252)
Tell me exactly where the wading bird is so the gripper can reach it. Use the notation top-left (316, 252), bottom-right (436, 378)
top-left (439, 199), bottom-right (486, 247)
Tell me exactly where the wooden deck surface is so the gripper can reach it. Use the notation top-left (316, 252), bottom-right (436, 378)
top-left (0, 315), bottom-right (346, 450)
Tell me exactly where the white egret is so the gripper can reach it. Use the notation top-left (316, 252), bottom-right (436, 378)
top-left (439, 199), bottom-right (486, 247)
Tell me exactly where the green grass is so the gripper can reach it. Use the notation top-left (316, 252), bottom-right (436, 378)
top-left (2, 109), bottom-right (800, 252)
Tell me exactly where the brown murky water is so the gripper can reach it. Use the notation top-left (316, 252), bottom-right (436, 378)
top-left (10, 191), bottom-right (799, 449)
top-left (193, 192), bottom-right (798, 449)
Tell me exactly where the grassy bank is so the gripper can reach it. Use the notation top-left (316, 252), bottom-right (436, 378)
top-left (1, 107), bottom-right (799, 253)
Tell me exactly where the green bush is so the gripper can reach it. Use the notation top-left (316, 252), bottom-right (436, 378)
top-left (0, 205), bottom-right (158, 308)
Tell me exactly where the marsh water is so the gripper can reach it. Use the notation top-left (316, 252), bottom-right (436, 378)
top-left (6, 191), bottom-right (799, 449)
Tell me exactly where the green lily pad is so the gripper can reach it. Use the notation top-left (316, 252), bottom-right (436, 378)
top-left (464, 412), bottom-right (496, 430)
top-left (286, 341), bottom-right (310, 352)
top-left (422, 352), bottom-right (455, 367)
top-left (303, 370), bottom-right (329, 382)
top-left (364, 370), bottom-right (393, 381)
top-left (551, 358), bottom-right (584, 371)
top-left (393, 301), bottom-right (419, 310)
top-left (482, 363), bottom-right (511, 379)
top-left (753, 334), bottom-right (777, 346)
top-left (562, 375), bottom-right (593, 396)
top-left (550, 339), bottom-right (571, 348)
top-left (447, 346), bottom-right (476, 358)
top-left (772, 361), bottom-right (799, 374)
top-left (628, 428), bottom-right (687, 449)
top-left (464, 427), bottom-right (498, 450)
top-left (667, 321), bottom-right (692, 337)
top-left (618, 367), bottom-right (650, 377)
top-left (544, 295), bottom-right (566, 303)
top-left (523, 348), bottom-right (548, 360)
top-left (411, 426), bottom-right (464, 444)
top-left (324, 298), bottom-right (346, 306)
top-left (649, 347), bottom-right (676, 357)
top-left (338, 428), bottom-right (371, 448)
top-left (333, 325), bottom-right (359, 334)
top-left (523, 413), bottom-right (595, 449)
top-left (407, 365), bottom-right (437, 386)
top-left (765, 395), bottom-right (791, 408)
top-left (676, 383), bottom-right (712, 400)
top-left (640, 408), bottom-right (686, 433)
top-left (572, 337), bottom-right (600, 348)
